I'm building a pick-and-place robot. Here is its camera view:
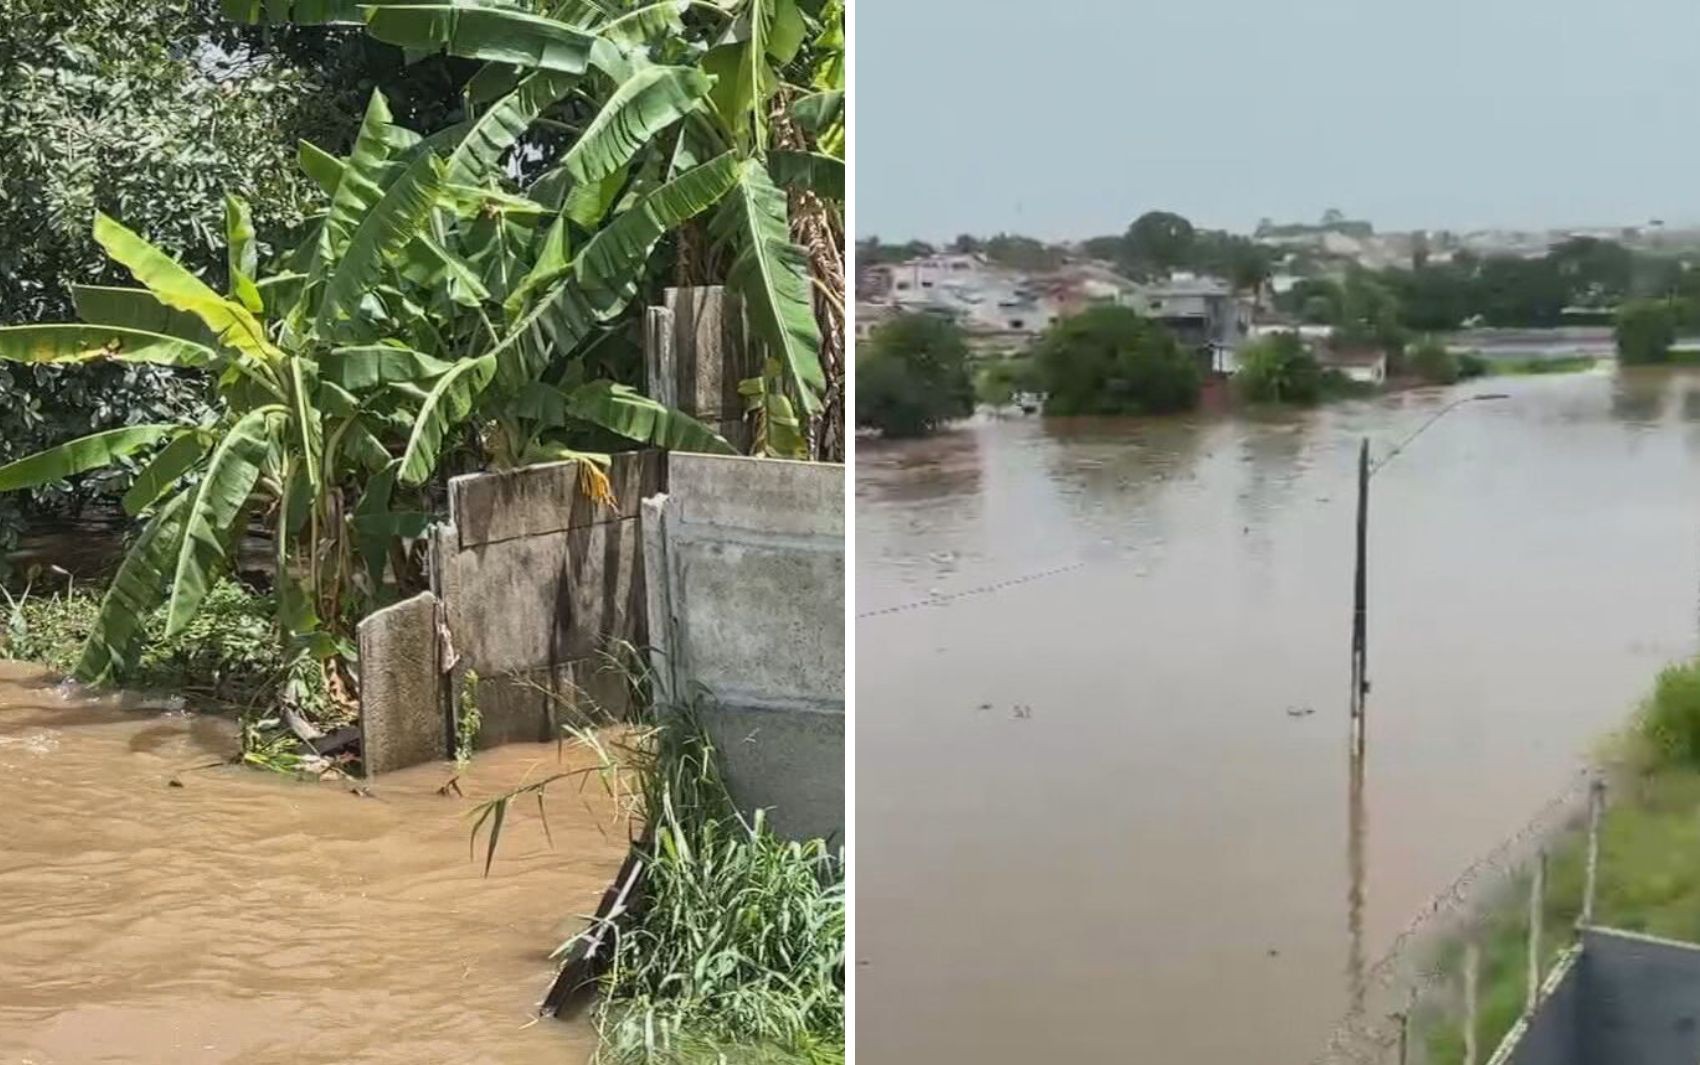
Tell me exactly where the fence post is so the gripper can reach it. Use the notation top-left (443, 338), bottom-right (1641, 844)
top-left (1463, 938), bottom-right (1479, 1065)
top-left (1582, 778), bottom-right (1605, 926)
top-left (1527, 849), bottom-right (1546, 1013)
top-left (644, 305), bottom-right (677, 410)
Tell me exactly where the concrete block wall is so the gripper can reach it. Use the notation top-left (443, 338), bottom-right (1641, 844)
top-left (431, 451), bottom-right (662, 747)
top-left (644, 453), bottom-right (845, 843)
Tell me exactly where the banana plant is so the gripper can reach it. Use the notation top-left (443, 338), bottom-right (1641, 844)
top-left (0, 87), bottom-right (737, 693)
top-left (223, 0), bottom-right (846, 459)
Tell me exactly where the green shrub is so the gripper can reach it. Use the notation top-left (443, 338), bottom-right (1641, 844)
top-left (975, 356), bottom-right (1038, 408)
top-left (855, 313), bottom-right (975, 437)
top-left (1616, 300), bottom-right (1678, 365)
top-left (1236, 332), bottom-right (1325, 403)
top-left (1409, 337), bottom-right (1462, 384)
top-left (1, 576), bottom-right (279, 706)
top-left (1034, 305), bottom-right (1201, 415)
top-left (1457, 352), bottom-right (1490, 379)
top-left (1638, 660), bottom-right (1700, 768)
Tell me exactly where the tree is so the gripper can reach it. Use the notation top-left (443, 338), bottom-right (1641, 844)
top-left (0, 0), bottom-right (363, 565)
top-left (855, 314), bottom-right (973, 437)
top-left (1236, 332), bottom-right (1324, 404)
top-left (982, 234), bottom-right (1064, 273)
top-left (1123, 211), bottom-right (1196, 278)
top-left (950, 234), bottom-right (982, 254)
top-left (1033, 305), bottom-right (1200, 416)
top-left (1616, 300), bottom-right (1677, 365)
top-left (1081, 234), bottom-right (1125, 262)
top-left (1408, 337), bottom-right (1462, 384)
top-left (235, 0), bottom-right (849, 460)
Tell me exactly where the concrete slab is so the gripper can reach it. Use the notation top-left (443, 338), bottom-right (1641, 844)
top-left (357, 591), bottom-right (445, 775)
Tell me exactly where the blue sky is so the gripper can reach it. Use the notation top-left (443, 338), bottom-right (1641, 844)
top-left (856, 0), bottom-right (1700, 242)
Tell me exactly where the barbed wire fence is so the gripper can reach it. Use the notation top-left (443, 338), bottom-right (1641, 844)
top-left (1313, 769), bottom-right (1605, 1065)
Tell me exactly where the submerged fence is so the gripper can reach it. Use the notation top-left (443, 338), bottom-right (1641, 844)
top-left (1315, 770), bottom-right (1607, 1065)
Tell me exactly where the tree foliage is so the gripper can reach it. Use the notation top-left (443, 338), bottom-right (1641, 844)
top-left (1616, 300), bottom-right (1678, 365)
top-left (1033, 305), bottom-right (1201, 416)
top-left (1236, 332), bottom-right (1324, 404)
top-left (2, 0), bottom-right (847, 690)
top-left (855, 313), bottom-right (973, 437)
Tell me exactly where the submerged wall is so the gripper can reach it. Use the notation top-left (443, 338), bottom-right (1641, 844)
top-left (643, 453), bottom-right (845, 843)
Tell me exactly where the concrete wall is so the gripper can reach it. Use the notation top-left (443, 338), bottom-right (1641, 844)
top-left (431, 451), bottom-right (662, 747)
top-left (357, 591), bottom-right (446, 775)
top-left (643, 453), bottom-right (844, 843)
top-left (1496, 927), bottom-right (1700, 1065)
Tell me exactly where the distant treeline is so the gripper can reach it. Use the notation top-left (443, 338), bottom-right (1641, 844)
top-left (862, 210), bottom-right (1700, 338)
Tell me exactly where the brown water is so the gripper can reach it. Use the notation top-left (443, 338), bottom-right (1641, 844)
top-left (0, 661), bottom-right (628, 1064)
top-left (856, 367), bottom-right (1700, 1064)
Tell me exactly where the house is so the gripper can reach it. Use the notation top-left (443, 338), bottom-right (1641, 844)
top-left (1130, 273), bottom-right (1252, 375)
top-left (1319, 348), bottom-right (1388, 385)
top-left (860, 252), bottom-right (1060, 354)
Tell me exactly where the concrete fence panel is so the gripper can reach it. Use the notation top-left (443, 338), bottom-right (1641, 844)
top-left (357, 591), bottom-right (446, 775)
top-left (644, 452), bottom-right (844, 842)
top-left (432, 451), bottom-right (663, 746)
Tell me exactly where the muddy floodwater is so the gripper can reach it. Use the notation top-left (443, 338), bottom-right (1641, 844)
top-left (856, 367), bottom-right (1700, 1064)
top-left (0, 661), bottom-right (627, 1064)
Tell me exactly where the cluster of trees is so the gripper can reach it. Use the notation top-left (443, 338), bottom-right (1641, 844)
top-left (859, 305), bottom-right (1203, 438)
top-left (1281, 237), bottom-right (1700, 335)
top-left (856, 314), bottom-right (975, 437)
top-left (0, 0), bottom-right (845, 707)
top-left (860, 211), bottom-right (1274, 295)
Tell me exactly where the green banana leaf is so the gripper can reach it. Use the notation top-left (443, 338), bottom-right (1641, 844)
top-left (712, 158), bottom-right (825, 413)
top-left (398, 354), bottom-right (499, 485)
top-left (225, 194), bottom-right (264, 313)
top-left (71, 286), bottom-right (220, 348)
top-left (360, 5), bottom-right (604, 74)
top-left (563, 380), bottom-right (736, 454)
top-left (317, 151), bottom-right (448, 336)
top-left (322, 345), bottom-right (454, 390)
top-left (73, 491), bottom-right (192, 684)
top-left (122, 432), bottom-right (209, 515)
top-left (161, 408), bottom-right (279, 637)
top-left (0, 425), bottom-right (182, 492)
top-left (445, 70), bottom-right (578, 187)
top-left (93, 214), bottom-right (277, 363)
top-left (562, 66), bottom-right (711, 187)
top-left (768, 150), bottom-right (843, 201)
top-left (0, 324), bottom-right (219, 368)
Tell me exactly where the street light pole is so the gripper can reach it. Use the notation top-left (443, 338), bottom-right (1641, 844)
top-left (1349, 391), bottom-right (1509, 745)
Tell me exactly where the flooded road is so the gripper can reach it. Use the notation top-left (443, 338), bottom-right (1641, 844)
top-left (0, 661), bottom-right (626, 1065)
top-left (856, 367), bottom-right (1700, 1064)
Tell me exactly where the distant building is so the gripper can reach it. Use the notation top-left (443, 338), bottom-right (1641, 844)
top-left (859, 252), bottom-right (1059, 355)
top-left (1319, 348), bottom-right (1388, 385)
top-left (1130, 274), bottom-right (1252, 374)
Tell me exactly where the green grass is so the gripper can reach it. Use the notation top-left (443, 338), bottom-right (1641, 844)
top-left (0, 576), bottom-right (280, 706)
top-left (1494, 355), bottom-right (1598, 376)
top-left (471, 689), bottom-right (846, 1065)
top-left (579, 712), bottom-right (845, 1065)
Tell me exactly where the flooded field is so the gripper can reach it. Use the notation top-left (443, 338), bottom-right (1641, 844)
top-left (0, 661), bottom-right (626, 1065)
top-left (856, 367), bottom-right (1700, 1064)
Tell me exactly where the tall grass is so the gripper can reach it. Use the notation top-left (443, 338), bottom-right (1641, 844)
top-left (573, 708), bottom-right (845, 1064)
top-left (469, 674), bottom-right (846, 1065)
top-left (1636, 658), bottom-right (1700, 768)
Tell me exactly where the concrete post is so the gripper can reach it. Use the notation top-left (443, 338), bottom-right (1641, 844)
top-left (645, 306), bottom-right (677, 410)
top-left (1464, 938), bottom-right (1480, 1065)
top-left (1528, 850), bottom-right (1546, 1013)
top-left (1582, 778), bottom-right (1605, 926)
